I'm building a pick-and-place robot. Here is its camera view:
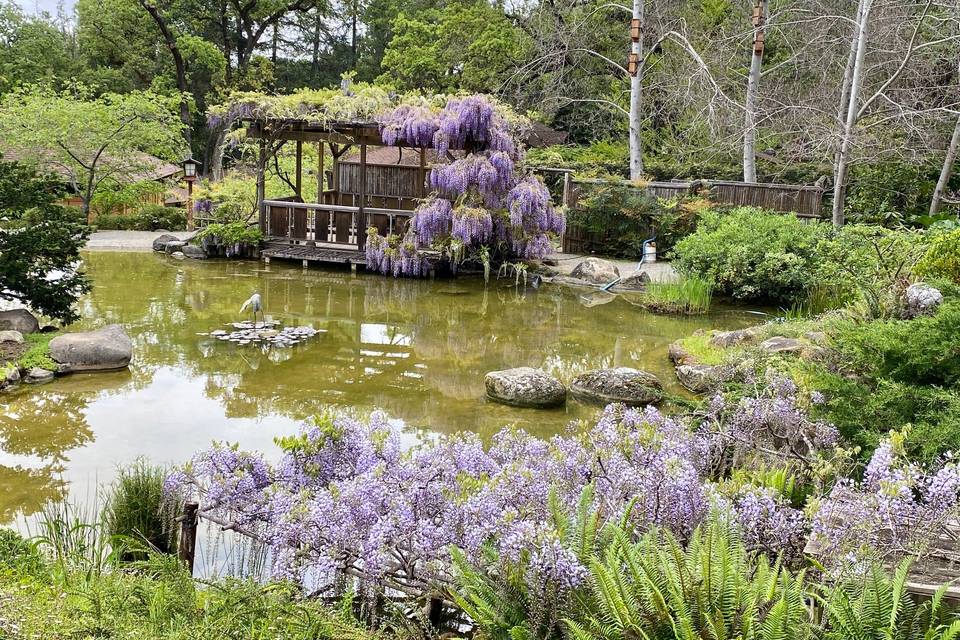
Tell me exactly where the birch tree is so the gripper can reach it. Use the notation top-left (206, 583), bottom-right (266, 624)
top-left (929, 60), bottom-right (960, 217)
top-left (742, 0), bottom-right (767, 183)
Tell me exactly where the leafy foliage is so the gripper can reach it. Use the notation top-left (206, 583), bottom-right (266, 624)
top-left (819, 561), bottom-right (960, 640)
top-left (0, 159), bottom-right (90, 323)
top-left (917, 229), bottom-right (960, 284)
top-left (671, 207), bottom-right (824, 304)
top-left (95, 205), bottom-right (187, 231)
top-left (566, 516), bottom-right (810, 640)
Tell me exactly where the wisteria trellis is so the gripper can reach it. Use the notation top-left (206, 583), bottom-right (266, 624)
top-left (367, 95), bottom-right (565, 276)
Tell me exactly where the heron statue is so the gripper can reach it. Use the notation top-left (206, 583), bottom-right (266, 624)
top-left (239, 292), bottom-right (264, 326)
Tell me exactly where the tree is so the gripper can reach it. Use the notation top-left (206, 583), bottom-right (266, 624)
top-left (378, 1), bottom-right (524, 93)
top-left (0, 159), bottom-right (90, 323)
top-left (0, 1), bottom-right (78, 93)
top-left (0, 86), bottom-right (185, 221)
top-left (930, 59), bottom-right (960, 217)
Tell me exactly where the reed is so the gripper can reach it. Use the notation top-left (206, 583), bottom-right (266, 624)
top-left (103, 458), bottom-right (182, 558)
top-left (643, 275), bottom-right (714, 314)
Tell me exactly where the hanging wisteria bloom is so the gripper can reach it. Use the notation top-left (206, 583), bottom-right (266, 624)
top-left (452, 207), bottom-right (493, 244)
top-left (368, 94), bottom-right (562, 277)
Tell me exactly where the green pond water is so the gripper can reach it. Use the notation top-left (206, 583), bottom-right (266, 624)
top-left (0, 251), bottom-right (761, 525)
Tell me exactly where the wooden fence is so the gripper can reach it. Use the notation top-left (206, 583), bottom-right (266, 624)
top-left (559, 177), bottom-right (827, 255)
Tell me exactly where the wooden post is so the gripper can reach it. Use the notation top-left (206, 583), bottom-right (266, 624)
top-left (317, 142), bottom-right (324, 204)
top-left (256, 139), bottom-right (267, 236)
top-left (562, 171), bottom-right (573, 207)
top-left (295, 140), bottom-right (303, 201)
top-left (331, 143), bottom-right (340, 206)
top-left (358, 142), bottom-right (367, 244)
top-left (177, 501), bottom-right (199, 575)
top-left (419, 147), bottom-right (427, 198)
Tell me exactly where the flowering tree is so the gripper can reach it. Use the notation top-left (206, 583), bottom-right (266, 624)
top-left (367, 95), bottom-right (564, 277)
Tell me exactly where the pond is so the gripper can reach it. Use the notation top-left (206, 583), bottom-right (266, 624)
top-left (1, 251), bottom-right (761, 525)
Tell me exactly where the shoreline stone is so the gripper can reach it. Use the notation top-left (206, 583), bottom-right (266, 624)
top-left (570, 258), bottom-right (620, 285)
top-left (0, 309), bottom-right (39, 334)
top-left (49, 324), bottom-right (133, 373)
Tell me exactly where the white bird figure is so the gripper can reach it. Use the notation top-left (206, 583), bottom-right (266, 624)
top-left (239, 292), bottom-right (264, 326)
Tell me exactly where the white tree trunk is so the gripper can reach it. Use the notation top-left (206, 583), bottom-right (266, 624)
top-left (742, 0), bottom-right (767, 183)
top-left (832, 0), bottom-right (873, 227)
top-left (628, 0), bottom-right (644, 180)
top-left (930, 112), bottom-right (960, 216)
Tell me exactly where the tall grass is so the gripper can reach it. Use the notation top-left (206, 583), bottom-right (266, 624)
top-left (104, 458), bottom-right (182, 558)
top-left (643, 275), bottom-right (714, 314)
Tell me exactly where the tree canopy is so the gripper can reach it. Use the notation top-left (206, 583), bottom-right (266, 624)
top-left (0, 86), bottom-right (185, 219)
top-left (0, 160), bottom-right (90, 322)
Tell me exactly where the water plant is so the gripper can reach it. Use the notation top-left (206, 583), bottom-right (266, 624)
top-left (641, 275), bottom-right (713, 314)
top-left (103, 458), bottom-right (182, 558)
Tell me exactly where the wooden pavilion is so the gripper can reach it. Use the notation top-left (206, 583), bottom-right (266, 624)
top-left (244, 117), bottom-right (567, 268)
top-left (245, 119), bottom-right (425, 268)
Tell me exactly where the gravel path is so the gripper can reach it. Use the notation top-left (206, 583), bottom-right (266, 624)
top-left (84, 230), bottom-right (194, 252)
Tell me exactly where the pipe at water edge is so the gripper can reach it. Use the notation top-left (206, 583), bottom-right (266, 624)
top-left (599, 236), bottom-right (657, 292)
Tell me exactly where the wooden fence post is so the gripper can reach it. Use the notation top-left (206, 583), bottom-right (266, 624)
top-left (177, 501), bottom-right (199, 575)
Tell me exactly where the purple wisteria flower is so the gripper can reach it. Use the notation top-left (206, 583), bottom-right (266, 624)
top-left (366, 95), bottom-right (562, 277)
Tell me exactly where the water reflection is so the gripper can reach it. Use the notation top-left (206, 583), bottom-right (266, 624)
top-left (1, 252), bottom-right (758, 523)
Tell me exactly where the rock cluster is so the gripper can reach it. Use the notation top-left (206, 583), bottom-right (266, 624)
top-left (153, 234), bottom-right (207, 259)
top-left (201, 321), bottom-right (321, 347)
top-left (2, 311), bottom-right (135, 390)
top-left (484, 366), bottom-right (664, 408)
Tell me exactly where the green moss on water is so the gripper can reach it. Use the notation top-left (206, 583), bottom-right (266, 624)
top-left (17, 333), bottom-right (57, 371)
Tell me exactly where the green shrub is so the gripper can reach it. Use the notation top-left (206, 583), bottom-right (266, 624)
top-left (814, 225), bottom-right (927, 319)
top-left (830, 300), bottom-right (960, 387)
top-left (17, 332), bottom-right (56, 371)
top-left (195, 220), bottom-right (263, 246)
top-left (95, 206), bottom-right (186, 231)
top-left (917, 229), bottom-right (960, 284)
top-left (671, 207), bottom-right (825, 304)
top-left (566, 183), bottom-right (663, 257)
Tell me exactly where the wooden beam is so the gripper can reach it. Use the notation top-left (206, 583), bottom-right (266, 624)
top-left (295, 140), bottom-right (303, 200)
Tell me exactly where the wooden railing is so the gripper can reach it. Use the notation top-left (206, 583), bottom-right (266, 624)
top-left (263, 199), bottom-right (413, 250)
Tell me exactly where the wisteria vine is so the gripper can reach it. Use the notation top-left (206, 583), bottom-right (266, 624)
top-left (166, 377), bottom-right (960, 598)
top-left (368, 95), bottom-right (564, 276)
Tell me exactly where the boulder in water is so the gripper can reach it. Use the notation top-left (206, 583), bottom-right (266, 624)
top-left (570, 258), bottom-right (620, 285)
top-left (484, 367), bottom-right (566, 408)
top-left (152, 234), bottom-right (179, 252)
top-left (570, 367), bottom-right (662, 406)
